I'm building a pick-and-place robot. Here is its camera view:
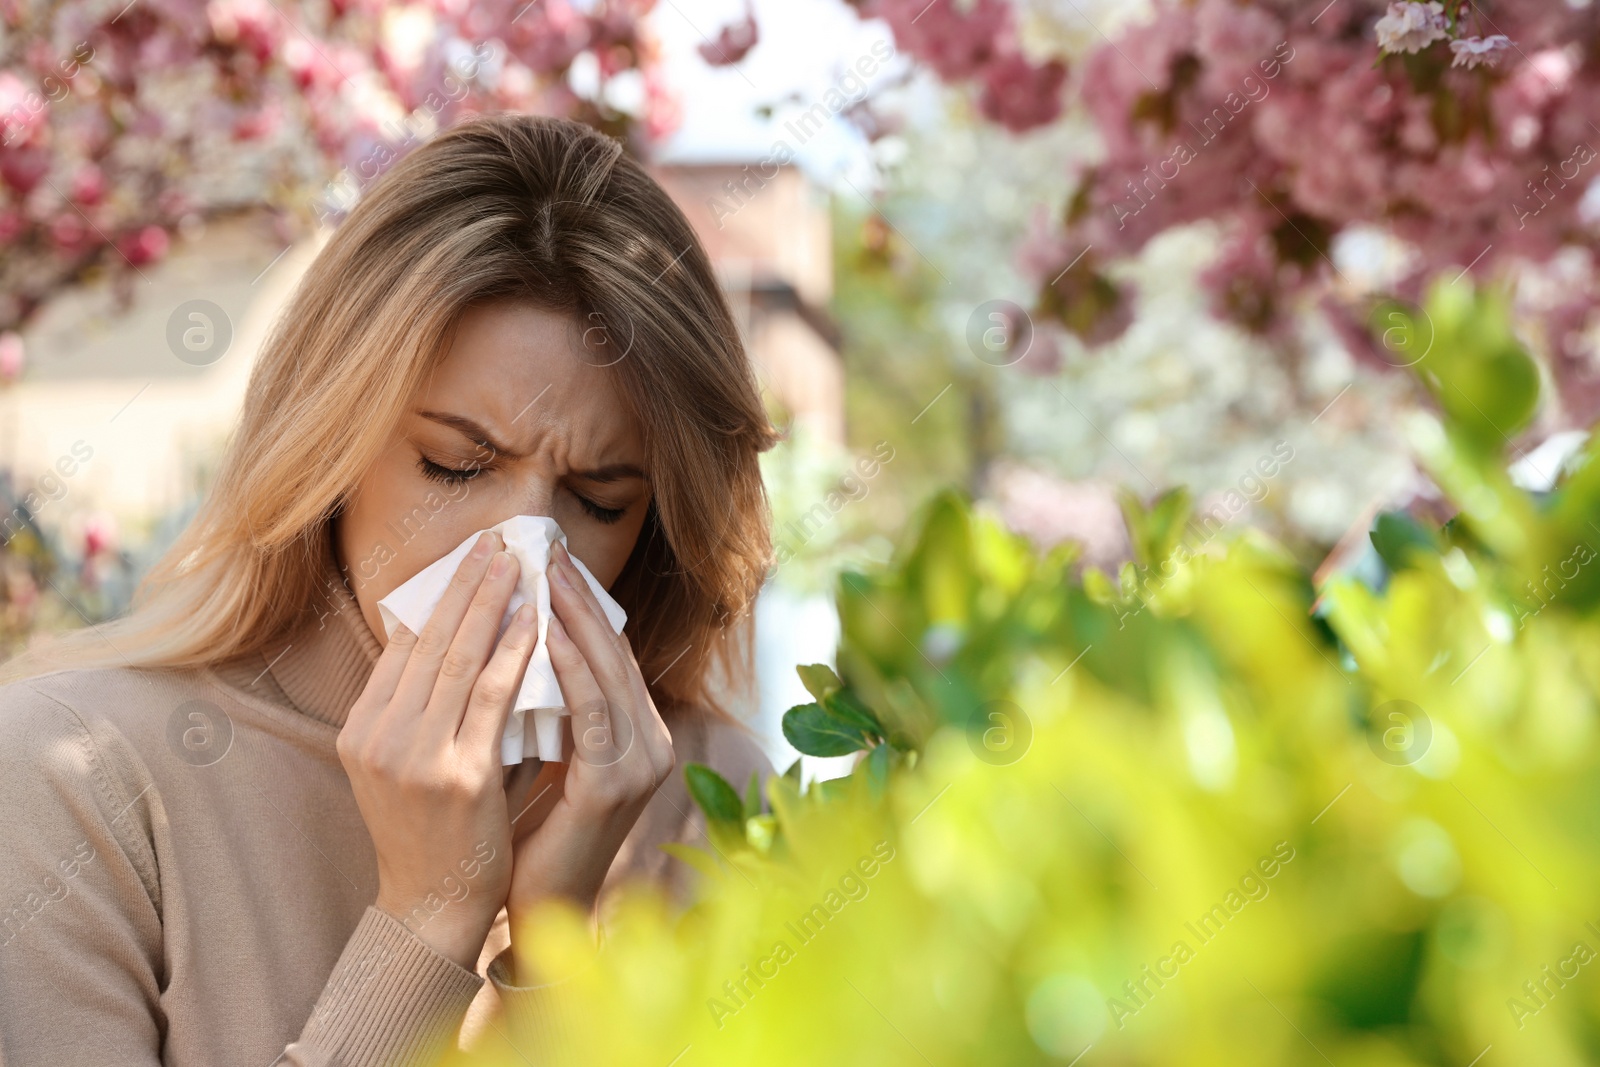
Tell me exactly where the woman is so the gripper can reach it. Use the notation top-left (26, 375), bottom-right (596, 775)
top-left (0, 113), bottom-right (779, 1066)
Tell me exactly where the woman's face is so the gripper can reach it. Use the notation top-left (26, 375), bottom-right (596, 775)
top-left (336, 299), bottom-right (651, 647)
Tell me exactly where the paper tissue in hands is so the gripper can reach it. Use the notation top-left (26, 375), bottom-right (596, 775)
top-left (375, 515), bottom-right (627, 765)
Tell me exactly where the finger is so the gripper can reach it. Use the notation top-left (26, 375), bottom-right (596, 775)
top-left (390, 530), bottom-right (500, 716)
top-left (546, 613), bottom-right (630, 768)
top-left (347, 622), bottom-right (418, 735)
top-left (456, 601), bottom-right (539, 763)
top-left (554, 543), bottom-right (670, 767)
top-left (555, 563), bottom-right (672, 777)
top-left (552, 540), bottom-right (616, 632)
top-left (546, 546), bottom-right (633, 716)
top-left (422, 549), bottom-right (522, 740)
top-left (606, 634), bottom-right (671, 768)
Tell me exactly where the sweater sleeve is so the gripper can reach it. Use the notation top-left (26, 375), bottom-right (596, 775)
top-left (287, 904), bottom-right (485, 1066)
top-left (482, 944), bottom-right (580, 1063)
top-left (0, 682), bottom-right (483, 1067)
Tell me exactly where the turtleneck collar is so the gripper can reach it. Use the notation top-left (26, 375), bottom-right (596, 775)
top-left (269, 542), bottom-right (384, 728)
top-left (210, 527), bottom-right (384, 730)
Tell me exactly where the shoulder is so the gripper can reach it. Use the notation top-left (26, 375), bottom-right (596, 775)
top-left (0, 663), bottom-right (173, 798)
top-left (0, 667), bottom-right (122, 767)
top-left (665, 703), bottom-right (774, 787)
top-left (0, 664), bottom-right (179, 773)
top-left (0, 667), bottom-right (164, 904)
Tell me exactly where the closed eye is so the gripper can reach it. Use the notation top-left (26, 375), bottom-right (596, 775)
top-left (575, 493), bottom-right (626, 525)
top-left (417, 455), bottom-right (484, 485)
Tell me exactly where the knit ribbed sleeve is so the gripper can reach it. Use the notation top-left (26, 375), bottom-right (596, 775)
top-left (290, 905), bottom-right (485, 1066)
top-left (484, 944), bottom-right (580, 1063)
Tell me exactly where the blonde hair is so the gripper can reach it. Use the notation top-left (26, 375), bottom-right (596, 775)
top-left (5, 113), bottom-right (780, 723)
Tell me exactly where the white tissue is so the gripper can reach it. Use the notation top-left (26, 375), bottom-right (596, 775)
top-left (374, 515), bottom-right (628, 765)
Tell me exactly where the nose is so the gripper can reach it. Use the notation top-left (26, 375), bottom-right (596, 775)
top-left (512, 475), bottom-right (556, 519)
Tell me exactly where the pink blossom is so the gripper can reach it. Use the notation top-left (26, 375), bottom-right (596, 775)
top-left (0, 71), bottom-right (48, 147)
top-left (978, 53), bottom-right (1067, 133)
top-left (118, 226), bottom-right (170, 267)
top-left (0, 147), bottom-right (49, 194)
top-left (0, 331), bottom-right (23, 382)
top-left (69, 163), bottom-right (105, 205)
top-left (699, 2), bottom-right (758, 67)
top-left (83, 513), bottom-right (118, 558)
top-left (873, 0), bottom-right (1010, 81)
top-left (207, 0), bottom-right (281, 64)
top-left (508, 1), bottom-right (591, 73)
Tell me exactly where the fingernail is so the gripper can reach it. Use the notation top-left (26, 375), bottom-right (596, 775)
top-left (489, 551), bottom-right (510, 578)
top-left (514, 603), bottom-right (535, 627)
top-left (549, 617), bottom-right (569, 644)
top-left (472, 532), bottom-right (494, 558)
top-left (550, 557), bottom-right (573, 589)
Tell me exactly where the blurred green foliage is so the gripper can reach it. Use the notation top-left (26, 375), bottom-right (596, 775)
top-left (466, 286), bottom-right (1600, 1065)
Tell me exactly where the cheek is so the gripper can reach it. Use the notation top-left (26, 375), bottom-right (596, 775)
top-left (562, 505), bottom-right (649, 589)
top-left (337, 450), bottom-right (497, 603)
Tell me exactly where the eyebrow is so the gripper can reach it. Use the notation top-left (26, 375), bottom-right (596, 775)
top-left (417, 409), bottom-right (646, 482)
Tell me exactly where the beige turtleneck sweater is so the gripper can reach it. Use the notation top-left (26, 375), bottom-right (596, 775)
top-left (0, 546), bottom-right (770, 1066)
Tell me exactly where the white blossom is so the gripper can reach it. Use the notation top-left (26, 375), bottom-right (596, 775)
top-left (1450, 34), bottom-right (1515, 69)
top-left (1375, 2), bottom-right (1451, 54)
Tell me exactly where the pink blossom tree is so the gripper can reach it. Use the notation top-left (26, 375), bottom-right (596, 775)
top-left (842, 0), bottom-right (1600, 424)
top-left (0, 0), bottom-right (672, 339)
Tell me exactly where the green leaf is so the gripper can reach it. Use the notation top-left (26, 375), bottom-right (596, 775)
top-left (783, 701), bottom-right (877, 757)
top-left (795, 663), bottom-right (843, 703)
top-left (1370, 512), bottom-right (1441, 572)
top-left (1399, 281), bottom-right (1541, 453)
top-left (743, 770), bottom-right (762, 820)
top-left (782, 757), bottom-right (803, 783)
top-left (659, 842), bottom-right (723, 880)
top-left (863, 742), bottom-right (892, 796)
top-left (684, 763), bottom-right (744, 825)
top-left (822, 687), bottom-right (883, 737)
top-left (815, 775), bottom-right (853, 804)
top-left (1119, 486), bottom-right (1193, 569)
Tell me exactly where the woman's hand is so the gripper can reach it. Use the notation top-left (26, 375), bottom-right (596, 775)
top-left (504, 539), bottom-right (676, 978)
top-left (337, 531), bottom-right (538, 971)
